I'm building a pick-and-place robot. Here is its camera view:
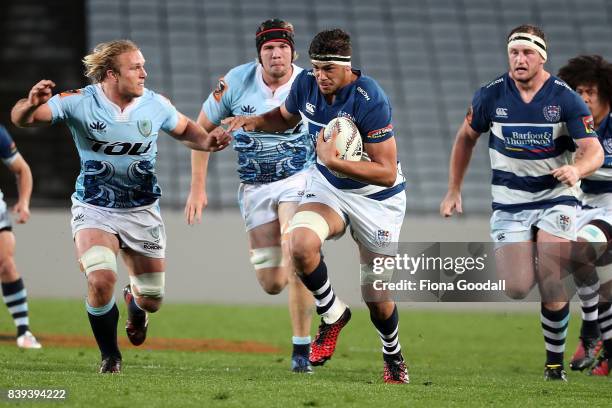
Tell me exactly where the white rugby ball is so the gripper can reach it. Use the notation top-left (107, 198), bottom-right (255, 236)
top-left (323, 117), bottom-right (363, 167)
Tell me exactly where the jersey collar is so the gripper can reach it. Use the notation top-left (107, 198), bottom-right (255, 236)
top-left (94, 84), bottom-right (142, 122)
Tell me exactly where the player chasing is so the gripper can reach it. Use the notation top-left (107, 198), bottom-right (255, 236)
top-left (0, 124), bottom-right (41, 349)
top-left (558, 55), bottom-right (612, 375)
top-left (11, 40), bottom-right (230, 373)
top-left (440, 25), bottom-right (604, 381)
top-left (184, 19), bottom-right (315, 373)
top-left (224, 29), bottom-right (409, 383)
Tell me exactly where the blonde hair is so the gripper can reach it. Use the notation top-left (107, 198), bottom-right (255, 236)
top-left (82, 40), bottom-right (139, 83)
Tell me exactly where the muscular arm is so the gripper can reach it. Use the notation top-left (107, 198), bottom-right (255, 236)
top-left (168, 113), bottom-right (230, 152)
top-left (11, 80), bottom-right (56, 127)
top-left (6, 154), bottom-right (33, 223)
top-left (318, 132), bottom-right (399, 187)
top-left (440, 118), bottom-right (481, 216)
top-left (223, 104), bottom-right (301, 133)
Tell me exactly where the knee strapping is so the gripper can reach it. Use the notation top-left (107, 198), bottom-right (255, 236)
top-left (79, 246), bottom-right (117, 276)
top-left (250, 247), bottom-right (283, 270)
top-left (130, 272), bottom-right (165, 298)
top-left (578, 223), bottom-right (608, 258)
top-left (286, 211), bottom-right (330, 243)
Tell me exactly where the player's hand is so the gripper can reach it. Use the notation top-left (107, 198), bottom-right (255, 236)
top-left (184, 189), bottom-right (208, 225)
top-left (28, 80), bottom-right (55, 107)
top-left (12, 201), bottom-right (30, 224)
top-left (221, 116), bottom-right (257, 132)
top-left (316, 128), bottom-right (340, 167)
top-left (440, 190), bottom-right (463, 217)
top-left (551, 165), bottom-right (580, 186)
top-left (203, 126), bottom-right (232, 151)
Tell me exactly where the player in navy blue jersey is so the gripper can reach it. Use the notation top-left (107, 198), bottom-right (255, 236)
top-left (558, 55), bottom-right (612, 375)
top-left (0, 124), bottom-right (41, 350)
top-left (441, 25), bottom-right (604, 381)
top-left (224, 29), bottom-right (408, 383)
top-left (185, 19), bottom-right (315, 374)
top-left (11, 40), bottom-right (230, 373)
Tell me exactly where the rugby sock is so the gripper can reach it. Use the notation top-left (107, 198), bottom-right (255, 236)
top-left (577, 280), bottom-right (600, 339)
top-left (86, 297), bottom-right (121, 358)
top-left (1, 278), bottom-right (30, 336)
top-left (541, 303), bottom-right (569, 365)
top-left (292, 336), bottom-right (311, 357)
top-left (370, 304), bottom-right (402, 360)
top-left (299, 260), bottom-right (346, 324)
top-left (598, 302), bottom-right (612, 357)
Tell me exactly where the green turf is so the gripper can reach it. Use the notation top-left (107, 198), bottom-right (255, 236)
top-left (0, 299), bottom-right (610, 407)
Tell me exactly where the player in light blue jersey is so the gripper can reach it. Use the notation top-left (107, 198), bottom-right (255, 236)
top-left (224, 29), bottom-right (409, 384)
top-left (441, 25), bottom-right (604, 381)
top-left (184, 19), bottom-right (315, 374)
top-left (0, 124), bottom-right (40, 349)
top-left (558, 55), bottom-right (612, 375)
top-left (11, 39), bottom-right (230, 373)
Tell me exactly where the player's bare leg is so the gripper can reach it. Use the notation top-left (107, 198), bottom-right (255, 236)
top-left (536, 230), bottom-right (571, 381)
top-left (494, 242), bottom-right (537, 299)
top-left (75, 228), bottom-right (121, 373)
top-left (289, 203), bottom-right (349, 366)
top-left (360, 247), bottom-right (408, 384)
top-left (121, 250), bottom-right (165, 346)
top-left (0, 230), bottom-right (41, 349)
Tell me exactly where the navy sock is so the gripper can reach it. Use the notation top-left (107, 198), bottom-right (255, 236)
top-left (87, 299), bottom-right (121, 359)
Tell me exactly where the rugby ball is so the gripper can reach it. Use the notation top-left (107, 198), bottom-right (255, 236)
top-left (323, 117), bottom-right (363, 163)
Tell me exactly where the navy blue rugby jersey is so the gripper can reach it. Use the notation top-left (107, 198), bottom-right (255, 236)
top-left (581, 111), bottom-right (612, 208)
top-left (469, 72), bottom-right (596, 212)
top-left (284, 69), bottom-right (405, 201)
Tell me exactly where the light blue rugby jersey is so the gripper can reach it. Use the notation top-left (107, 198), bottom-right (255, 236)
top-left (470, 73), bottom-right (597, 212)
top-left (0, 125), bottom-right (19, 202)
top-left (285, 69), bottom-right (405, 201)
top-left (203, 61), bottom-right (314, 184)
top-left (581, 112), bottom-right (612, 208)
top-left (48, 84), bottom-right (179, 209)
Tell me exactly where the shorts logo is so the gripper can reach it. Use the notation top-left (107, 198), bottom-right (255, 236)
top-left (543, 105), bottom-right (561, 122)
top-left (143, 242), bottom-right (162, 251)
top-left (297, 190), bottom-right (305, 197)
top-left (306, 193), bottom-right (316, 198)
top-left (374, 229), bottom-right (392, 248)
top-left (148, 226), bottom-right (161, 243)
top-left (496, 232), bottom-right (506, 242)
top-left (213, 78), bottom-right (227, 102)
top-left (73, 213), bottom-right (85, 223)
top-left (305, 103), bottom-right (316, 115)
top-left (137, 120), bottom-right (152, 137)
top-left (557, 214), bottom-right (572, 232)
top-left (495, 107), bottom-right (508, 118)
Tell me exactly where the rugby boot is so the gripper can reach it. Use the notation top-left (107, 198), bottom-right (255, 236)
top-left (544, 364), bottom-right (568, 381)
top-left (569, 336), bottom-right (602, 371)
top-left (383, 353), bottom-right (409, 384)
top-left (123, 284), bottom-right (148, 346)
top-left (309, 307), bottom-right (351, 366)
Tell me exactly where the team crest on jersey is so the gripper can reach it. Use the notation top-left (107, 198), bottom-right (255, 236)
top-left (582, 115), bottom-right (596, 134)
top-left (374, 229), bottom-right (392, 248)
top-left (556, 214), bottom-right (572, 232)
top-left (603, 138), bottom-right (612, 154)
top-left (137, 120), bottom-right (152, 137)
top-left (213, 77), bottom-right (227, 102)
top-left (543, 105), bottom-right (561, 122)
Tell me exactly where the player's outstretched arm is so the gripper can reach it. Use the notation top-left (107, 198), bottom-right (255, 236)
top-left (222, 105), bottom-right (301, 133)
top-left (440, 118), bottom-right (481, 217)
top-left (169, 113), bottom-right (231, 152)
top-left (551, 138), bottom-right (603, 186)
top-left (185, 111), bottom-right (216, 225)
top-left (7, 154), bottom-right (32, 224)
top-left (11, 80), bottom-right (55, 127)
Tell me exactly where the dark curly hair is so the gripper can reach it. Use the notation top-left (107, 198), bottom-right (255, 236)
top-left (558, 55), bottom-right (612, 109)
top-left (309, 29), bottom-right (351, 58)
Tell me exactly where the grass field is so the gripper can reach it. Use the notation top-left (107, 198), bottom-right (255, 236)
top-left (0, 299), bottom-right (610, 407)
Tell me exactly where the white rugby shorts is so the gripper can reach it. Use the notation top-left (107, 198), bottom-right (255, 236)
top-left (490, 204), bottom-right (577, 243)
